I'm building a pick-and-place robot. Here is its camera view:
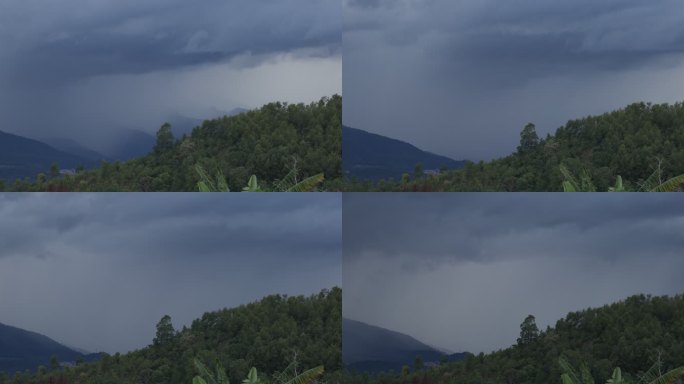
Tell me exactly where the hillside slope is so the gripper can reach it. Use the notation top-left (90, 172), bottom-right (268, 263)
top-left (0, 322), bottom-right (86, 374)
top-left (343, 318), bottom-right (466, 373)
top-left (343, 126), bottom-right (466, 182)
top-left (363, 101), bottom-right (684, 191)
top-left (9, 95), bottom-right (341, 192)
top-left (40, 137), bottom-right (110, 163)
top-left (345, 294), bottom-right (684, 384)
top-left (11, 288), bottom-right (341, 384)
top-left (0, 131), bottom-right (97, 183)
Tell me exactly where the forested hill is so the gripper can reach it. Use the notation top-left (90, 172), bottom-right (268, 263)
top-left (342, 294), bottom-right (684, 384)
top-left (0, 130), bottom-right (98, 183)
top-left (343, 318), bottom-right (466, 374)
top-left (0, 322), bottom-right (88, 374)
top-left (7, 288), bottom-right (341, 384)
top-left (6, 95), bottom-right (341, 192)
top-left (358, 101), bottom-right (684, 191)
top-left (342, 126), bottom-right (466, 182)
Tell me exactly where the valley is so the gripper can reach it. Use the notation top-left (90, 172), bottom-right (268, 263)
top-left (343, 101), bottom-right (684, 192)
top-left (340, 294), bottom-right (684, 384)
top-left (1, 96), bottom-right (341, 192)
top-left (0, 288), bottom-right (341, 384)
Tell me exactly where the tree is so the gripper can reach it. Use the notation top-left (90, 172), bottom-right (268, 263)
top-left (50, 354), bottom-right (59, 372)
top-left (154, 123), bottom-right (175, 153)
top-left (401, 365), bottom-right (410, 378)
top-left (518, 123), bottom-right (540, 153)
top-left (50, 162), bottom-right (59, 180)
top-left (153, 315), bottom-right (176, 347)
top-left (414, 162), bottom-right (424, 180)
top-left (517, 314), bottom-right (540, 345)
top-left (401, 173), bottom-right (411, 185)
top-left (414, 354), bottom-right (424, 372)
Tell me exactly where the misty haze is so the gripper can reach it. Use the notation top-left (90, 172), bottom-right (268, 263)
top-left (342, 0), bottom-right (684, 192)
top-left (0, 193), bottom-right (342, 383)
top-left (1, 0), bottom-right (342, 192)
top-left (341, 193), bottom-right (684, 383)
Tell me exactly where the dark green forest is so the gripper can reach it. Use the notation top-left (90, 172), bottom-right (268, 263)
top-left (0, 288), bottom-right (341, 384)
top-left (345, 101), bottom-right (684, 191)
top-left (2, 95), bottom-right (341, 192)
top-left (340, 294), bottom-right (684, 384)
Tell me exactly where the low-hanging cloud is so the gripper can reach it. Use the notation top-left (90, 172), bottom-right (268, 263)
top-left (1, 0), bottom-right (341, 85)
top-left (343, 193), bottom-right (684, 354)
top-left (343, 0), bottom-right (684, 160)
top-left (0, 193), bottom-right (342, 354)
top-left (0, 0), bottom-right (341, 152)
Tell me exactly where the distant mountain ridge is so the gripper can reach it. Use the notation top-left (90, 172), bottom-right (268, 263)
top-left (41, 137), bottom-right (110, 162)
top-left (0, 130), bottom-right (98, 183)
top-left (1, 107), bottom-right (254, 184)
top-left (0, 322), bottom-right (96, 374)
top-left (343, 318), bottom-right (467, 373)
top-left (393, 101), bottom-right (684, 191)
top-left (105, 108), bottom-right (251, 160)
top-left (343, 126), bottom-right (466, 182)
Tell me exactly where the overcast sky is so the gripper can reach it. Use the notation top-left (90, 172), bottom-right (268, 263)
top-left (0, 193), bottom-right (341, 354)
top-left (343, 0), bottom-right (684, 161)
top-left (0, 0), bottom-right (341, 152)
top-left (343, 193), bottom-right (684, 354)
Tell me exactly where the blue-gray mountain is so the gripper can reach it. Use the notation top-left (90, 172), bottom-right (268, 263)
top-left (0, 322), bottom-right (99, 374)
top-left (343, 318), bottom-right (467, 374)
top-left (342, 126), bottom-right (466, 182)
top-left (0, 130), bottom-right (99, 183)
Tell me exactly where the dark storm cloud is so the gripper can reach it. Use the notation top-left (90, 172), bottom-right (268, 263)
top-left (343, 194), bottom-right (684, 353)
top-left (0, 193), bottom-right (340, 262)
top-left (343, 193), bottom-right (684, 265)
top-left (0, 0), bottom-right (341, 85)
top-left (0, 0), bottom-right (341, 152)
top-left (344, 0), bottom-right (684, 160)
top-left (0, 193), bottom-right (341, 353)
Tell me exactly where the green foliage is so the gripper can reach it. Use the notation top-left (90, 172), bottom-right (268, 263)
top-left (342, 294), bottom-right (684, 384)
top-left (560, 357), bottom-right (684, 384)
top-left (243, 367), bottom-right (260, 384)
top-left (517, 314), bottom-right (540, 345)
top-left (518, 122), bottom-right (540, 153)
top-left (560, 164), bottom-right (596, 192)
top-left (561, 161), bottom-right (684, 192)
top-left (243, 175), bottom-right (261, 192)
top-left (348, 101), bottom-right (684, 191)
top-left (193, 359), bottom-right (231, 384)
top-left (196, 159), bottom-right (325, 192)
top-left (154, 123), bottom-right (175, 153)
top-left (12, 95), bottom-right (341, 192)
top-left (272, 359), bottom-right (324, 384)
top-left (196, 164), bottom-right (231, 192)
top-left (608, 175), bottom-right (625, 192)
top-left (153, 315), bottom-right (176, 347)
top-left (192, 358), bottom-right (324, 384)
top-left (10, 288), bottom-right (341, 384)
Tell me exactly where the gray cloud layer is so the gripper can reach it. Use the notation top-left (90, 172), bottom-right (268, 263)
top-left (343, 0), bottom-right (684, 160)
top-left (343, 193), bottom-right (684, 353)
top-left (0, 193), bottom-right (342, 354)
top-left (0, 0), bottom-right (341, 151)
top-left (1, 0), bottom-right (340, 85)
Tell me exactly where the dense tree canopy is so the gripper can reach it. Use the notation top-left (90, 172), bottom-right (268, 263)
top-left (3, 288), bottom-right (342, 384)
top-left (340, 294), bottom-right (684, 384)
top-left (5, 95), bottom-right (341, 192)
top-left (345, 101), bottom-right (684, 192)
